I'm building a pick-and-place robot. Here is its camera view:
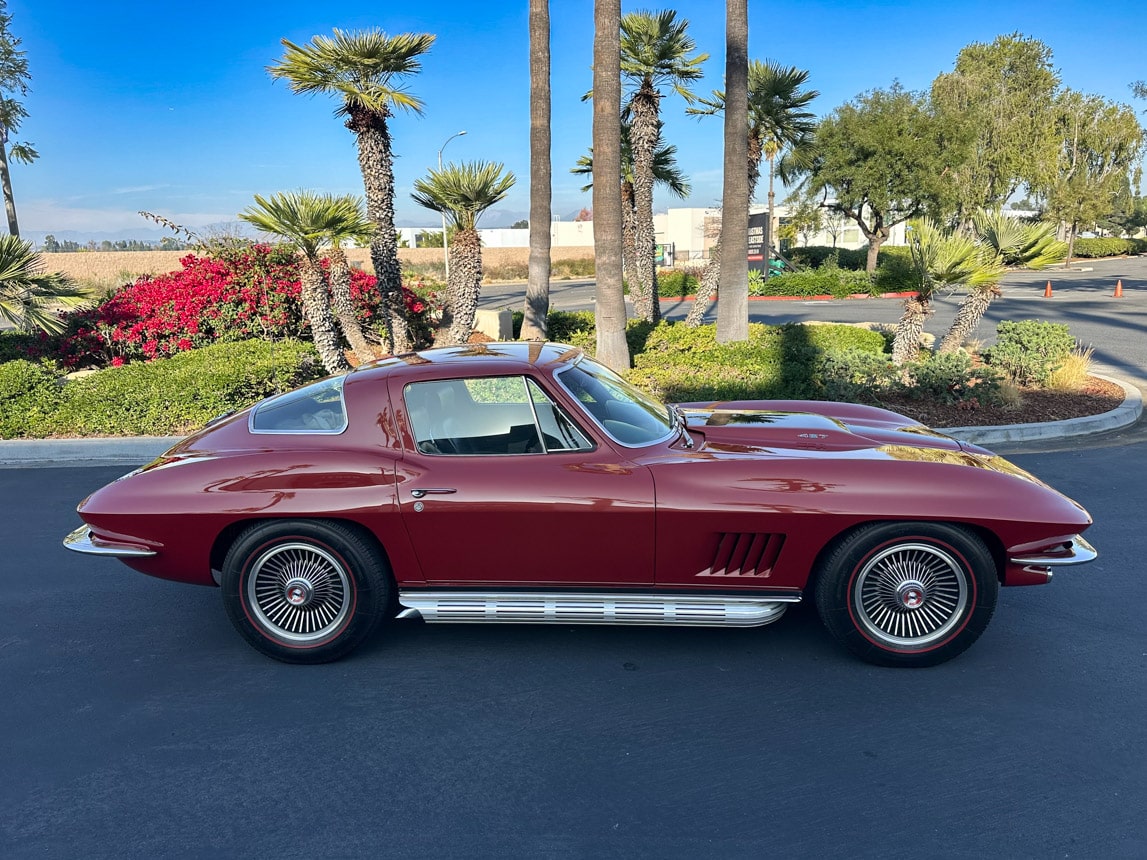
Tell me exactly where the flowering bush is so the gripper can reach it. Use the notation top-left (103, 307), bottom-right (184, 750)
top-left (29, 245), bottom-right (437, 369)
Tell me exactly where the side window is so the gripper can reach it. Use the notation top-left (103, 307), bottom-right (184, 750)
top-left (250, 377), bottom-right (347, 434)
top-left (404, 377), bottom-right (543, 455)
top-left (404, 376), bottom-right (594, 455)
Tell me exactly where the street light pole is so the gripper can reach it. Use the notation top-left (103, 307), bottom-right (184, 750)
top-left (438, 130), bottom-right (467, 279)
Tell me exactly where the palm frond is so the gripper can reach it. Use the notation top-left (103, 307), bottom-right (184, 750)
top-left (619, 10), bottom-right (708, 103)
top-left (973, 209), bottom-right (1067, 269)
top-left (269, 29), bottom-right (435, 115)
top-left (412, 161), bottom-right (516, 231)
top-left (0, 235), bottom-right (92, 333)
top-left (238, 191), bottom-right (374, 257)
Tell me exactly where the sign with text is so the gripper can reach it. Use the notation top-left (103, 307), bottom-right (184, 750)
top-left (747, 211), bottom-right (767, 272)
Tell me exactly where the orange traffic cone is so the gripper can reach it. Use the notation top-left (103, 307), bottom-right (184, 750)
top-left (1043, 280), bottom-right (1053, 297)
top-left (1114, 279), bottom-right (1124, 298)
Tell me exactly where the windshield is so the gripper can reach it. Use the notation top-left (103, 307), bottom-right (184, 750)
top-left (556, 356), bottom-right (674, 447)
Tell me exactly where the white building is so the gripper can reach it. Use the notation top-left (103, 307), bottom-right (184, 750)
top-left (402, 205), bottom-right (908, 264)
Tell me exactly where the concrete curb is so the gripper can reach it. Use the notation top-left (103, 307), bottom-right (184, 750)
top-left (939, 374), bottom-right (1142, 446)
top-left (0, 436), bottom-right (182, 468)
top-left (1, 375), bottom-right (1142, 467)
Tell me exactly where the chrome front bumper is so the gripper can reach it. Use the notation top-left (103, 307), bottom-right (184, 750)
top-left (63, 525), bottom-right (156, 558)
top-left (1009, 534), bottom-right (1097, 568)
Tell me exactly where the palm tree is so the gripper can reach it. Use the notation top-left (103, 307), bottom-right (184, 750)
top-left (715, 0), bottom-right (749, 343)
top-left (0, 235), bottom-right (89, 333)
top-left (322, 199), bottom-right (376, 365)
top-left (686, 60), bottom-right (819, 328)
top-left (268, 28), bottom-right (435, 354)
top-left (239, 191), bottom-right (362, 375)
top-left (521, 0), bottom-right (551, 342)
top-left (0, 0), bottom-right (38, 237)
top-left (620, 10), bottom-right (708, 323)
top-left (571, 124), bottom-right (691, 287)
top-left (411, 161), bottom-right (516, 346)
top-left (592, 0), bottom-right (629, 371)
top-left (937, 210), bottom-right (1066, 353)
top-left (893, 218), bottom-right (1005, 365)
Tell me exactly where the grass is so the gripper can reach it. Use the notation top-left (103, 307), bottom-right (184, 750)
top-left (1044, 345), bottom-right (1095, 392)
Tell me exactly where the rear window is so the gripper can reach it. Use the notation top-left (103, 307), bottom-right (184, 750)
top-left (250, 377), bottom-right (348, 435)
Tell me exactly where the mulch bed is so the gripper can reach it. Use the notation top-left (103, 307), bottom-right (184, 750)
top-left (882, 376), bottom-right (1126, 428)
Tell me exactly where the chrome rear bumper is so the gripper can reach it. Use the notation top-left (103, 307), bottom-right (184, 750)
top-left (63, 525), bottom-right (156, 558)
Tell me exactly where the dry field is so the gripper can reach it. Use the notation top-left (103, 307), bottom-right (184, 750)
top-left (41, 246), bottom-right (597, 291)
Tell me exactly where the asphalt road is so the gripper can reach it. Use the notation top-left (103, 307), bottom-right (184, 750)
top-left (2, 439), bottom-right (1144, 858)
top-left (481, 255), bottom-right (1147, 387)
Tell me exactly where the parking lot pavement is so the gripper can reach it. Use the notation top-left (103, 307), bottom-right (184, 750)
top-left (2, 440), bottom-right (1145, 857)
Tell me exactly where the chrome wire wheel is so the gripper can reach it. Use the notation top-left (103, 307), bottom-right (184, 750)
top-left (246, 542), bottom-right (352, 644)
top-left (852, 542), bottom-right (970, 650)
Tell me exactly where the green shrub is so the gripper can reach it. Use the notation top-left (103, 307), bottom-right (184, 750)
top-left (898, 353), bottom-right (1004, 405)
top-left (0, 330), bottom-right (42, 364)
top-left (817, 348), bottom-right (897, 403)
top-left (984, 320), bottom-right (1075, 386)
top-left (1072, 237), bottom-right (1136, 258)
top-left (752, 266), bottom-right (875, 298)
top-left (0, 360), bottom-right (64, 438)
top-left (1, 339), bottom-right (323, 438)
top-left (627, 321), bottom-right (886, 402)
top-left (657, 268), bottom-right (702, 297)
top-left (874, 250), bottom-right (919, 293)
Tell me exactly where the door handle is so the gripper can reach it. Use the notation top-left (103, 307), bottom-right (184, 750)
top-left (410, 487), bottom-right (457, 499)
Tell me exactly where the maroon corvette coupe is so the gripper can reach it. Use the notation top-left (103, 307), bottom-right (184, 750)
top-left (65, 342), bottom-right (1096, 667)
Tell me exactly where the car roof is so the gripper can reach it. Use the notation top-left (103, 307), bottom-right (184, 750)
top-left (348, 341), bottom-right (586, 385)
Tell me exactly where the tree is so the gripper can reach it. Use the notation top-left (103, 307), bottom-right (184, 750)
top-left (685, 58), bottom-right (818, 327)
top-left (412, 161), bottom-right (516, 346)
top-left (931, 34), bottom-right (1060, 227)
top-left (619, 10), bottom-right (707, 323)
top-left (511, 219), bottom-right (529, 229)
top-left (238, 191), bottom-right (356, 375)
top-left (0, 0), bottom-right (37, 237)
top-left (715, 0), bottom-right (749, 343)
top-left (592, 0), bottom-right (629, 371)
top-left (893, 217), bottom-right (1004, 365)
top-left (0, 235), bottom-right (89, 332)
top-left (785, 188), bottom-right (824, 246)
top-left (937, 210), bottom-right (1066, 353)
top-left (521, 0), bottom-right (551, 342)
top-left (571, 124), bottom-right (690, 288)
top-left (324, 198), bottom-right (378, 365)
top-left (42, 234), bottom-right (59, 253)
top-left (1044, 90), bottom-right (1145, 265)
top-left (802, 84), bottom-right (965, 272)
top-left (269, 28), bottom-right (435, 354)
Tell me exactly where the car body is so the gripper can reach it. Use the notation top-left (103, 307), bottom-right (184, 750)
top-left (65, 342), bottom-right (1096, 666)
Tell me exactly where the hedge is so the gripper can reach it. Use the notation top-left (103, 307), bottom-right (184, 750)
top-left (0, 339), bottom-right (323, 438)
top-left (628, 321), bottom-right (887, 402)
top-left (1071, 237), bottom-right (1147, 258)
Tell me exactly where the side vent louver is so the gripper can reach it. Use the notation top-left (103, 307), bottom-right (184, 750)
top-left (700, 532), bottom-right (785, 578)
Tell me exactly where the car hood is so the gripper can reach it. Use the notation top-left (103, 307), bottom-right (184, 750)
top-left (677, 402), bottom-right (973, 457)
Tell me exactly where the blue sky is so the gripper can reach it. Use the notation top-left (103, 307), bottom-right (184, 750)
top-left (9, 0), bottom-right (1146, 237)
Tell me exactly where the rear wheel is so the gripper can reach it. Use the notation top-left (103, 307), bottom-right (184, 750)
top-left (814, 522), bottom-right (998, 667)
top-left (221, 520), bottom-right (391, 664)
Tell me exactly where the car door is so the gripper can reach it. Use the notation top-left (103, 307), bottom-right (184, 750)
top-left (392, 373), bottom-right (655, 588)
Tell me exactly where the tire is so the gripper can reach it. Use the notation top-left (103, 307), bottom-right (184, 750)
top-left (221, 520), bottom-right (391, 664)
top-left (814, 522), bottom-right (998, 668)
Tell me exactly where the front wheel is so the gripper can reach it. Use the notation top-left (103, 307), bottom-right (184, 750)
top-left (814, 522), bottom-right (998, 668)
top-left (221, 520), bottom-right (391, 664)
